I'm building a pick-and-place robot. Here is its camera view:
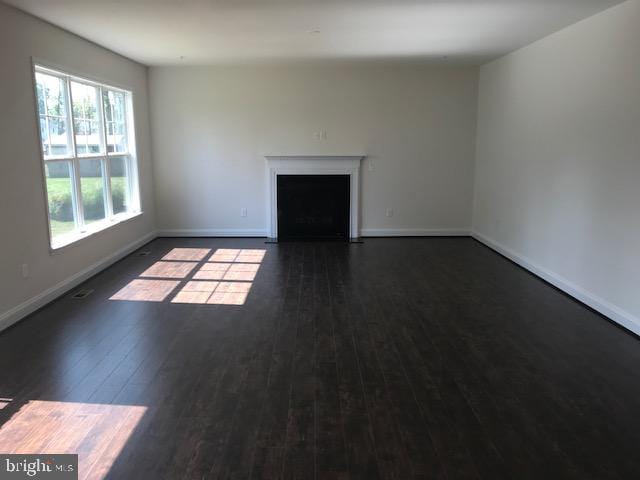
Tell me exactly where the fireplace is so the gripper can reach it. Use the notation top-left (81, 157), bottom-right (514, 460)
top-left (277, 175), bottom-right (350, 241)
top-left (264, 155), bottom-right (364, 241)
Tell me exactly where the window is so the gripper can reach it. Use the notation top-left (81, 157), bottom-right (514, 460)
top-left (34, 65), bottom-right (140, 249)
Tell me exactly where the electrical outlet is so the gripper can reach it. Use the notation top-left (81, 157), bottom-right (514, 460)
top-left (386, 208), bottom-right (394, 217)
top-left (313, 130), bottom-right (328, 141)
top-left (368, 161), bottom-right (374, 172)
top-left (240, 207), bottom-right (247, 217)
top-left (22, 263), bottom-right (29, 278)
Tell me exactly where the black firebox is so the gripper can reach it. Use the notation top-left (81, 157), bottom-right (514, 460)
top-left (277, 174), bottom-right (350, 241)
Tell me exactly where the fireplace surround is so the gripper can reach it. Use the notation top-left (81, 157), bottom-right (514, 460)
top-left (264, 155), bottom-right (364, 240)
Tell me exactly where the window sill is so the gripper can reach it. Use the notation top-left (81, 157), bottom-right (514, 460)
top-left (50, 211), bottom-right (144, 253)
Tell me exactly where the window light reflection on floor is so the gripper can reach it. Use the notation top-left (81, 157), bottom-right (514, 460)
top-left (139, 261), bottom-right (198, 279)
top-left (171, 280), bottom-right (252, 305)
top-left (193, 262), bottom-right (259, 281)
top-left (0, 400), bottom-right (147, 480)
top-left (109, 279), bottom-right (180, 302)
top-left (209, 248), bottom-right (265, 263)
top-left (109, 248), bottom-right (265, 305)
top-left (162, 247), bottom-right (211, 262)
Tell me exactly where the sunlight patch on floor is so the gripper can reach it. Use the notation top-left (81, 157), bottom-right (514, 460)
top-left (139, 261), bottom-right (198, 279)
top-left (171, 280), bottom-right (252, 305)
top-left (162, 248), bottom-right (211, 262)
top-left (0, 400), bottom-right (147, 480)
top-left (110, 248), bottom-right (266, 305)
top-left (193, 262), bottom-right (259, 281)
top-left (109, 279), bottom-right (180, 302)
top-left (209, 248), bottom-right (265, 263)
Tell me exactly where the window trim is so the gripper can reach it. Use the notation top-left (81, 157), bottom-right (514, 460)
top-left (31, 58), bottom-right (143, 252)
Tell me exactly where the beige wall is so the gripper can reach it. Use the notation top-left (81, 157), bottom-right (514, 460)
top-left (473, 0), bottom-right (640, 332)
top-left (149, 64), bottom-right (478, 236)
top-left (0, 3), bottom-right (156, 329)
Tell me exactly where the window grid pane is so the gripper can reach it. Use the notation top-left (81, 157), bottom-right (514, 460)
top-left (109, 156), bottom-right (129, 215)
top-left (45, 161), bottom-right (77, 241)
top-left (71, 81), bottom-right (103, 156)
top-left (103, 89), bottom-right (128, 154)
top-left (35, 72), bottom-right (72, 158)
top-left (79, 158), bottom-right (107, 226)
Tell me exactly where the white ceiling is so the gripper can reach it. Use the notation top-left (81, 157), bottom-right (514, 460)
top-left (4, 0), bottom-right (624, 66)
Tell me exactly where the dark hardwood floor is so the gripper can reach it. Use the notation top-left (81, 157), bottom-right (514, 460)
top-left (1, 237), bottom-right (640, 479)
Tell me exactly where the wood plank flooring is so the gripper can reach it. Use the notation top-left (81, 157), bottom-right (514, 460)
top-left (1, 237), bottom-right (640, 479)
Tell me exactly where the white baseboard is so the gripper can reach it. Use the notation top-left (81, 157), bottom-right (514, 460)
top-left (0, 230), bottom-right (158, 334)
top-left (472, 231), bottom-right (640, 337)
top-left (157, 229), bottom-right (268, 237)
top-left (158, 228), bottom-right (469, 238)
top-left (360, 228), bottom-right (470, 237)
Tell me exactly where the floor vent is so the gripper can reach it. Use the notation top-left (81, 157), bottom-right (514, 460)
top-left (136, 251), bottom-right (152, 257)
top-left (71, 289), bottom-right (94, 299)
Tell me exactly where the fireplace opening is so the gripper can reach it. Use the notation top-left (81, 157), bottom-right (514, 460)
top-left (277, 174), bottom-right (350, 241)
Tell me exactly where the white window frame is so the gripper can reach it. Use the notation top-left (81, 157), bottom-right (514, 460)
top-left (32, 61), bottom-right (142, 251)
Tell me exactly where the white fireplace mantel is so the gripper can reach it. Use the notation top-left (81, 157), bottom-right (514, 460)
top-left (264, 155), bottom-right (365, 239)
